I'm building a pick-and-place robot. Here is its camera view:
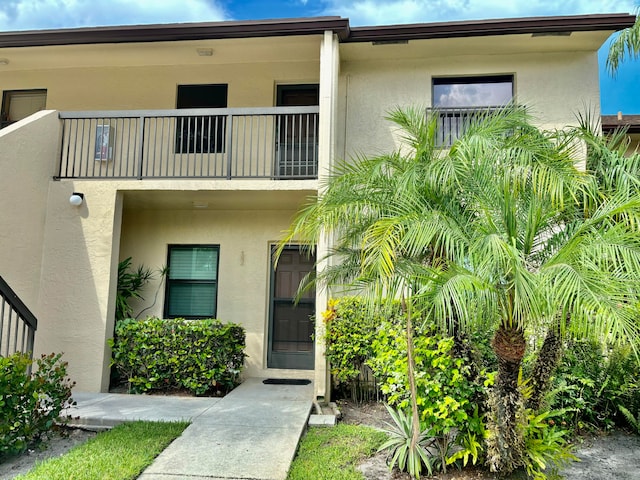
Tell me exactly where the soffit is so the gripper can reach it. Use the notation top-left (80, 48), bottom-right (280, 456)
top-left (0, 35), bottom-right (322, 72)
top-left (339, 30), bottom-right (615, 62)
top-left (122, 189), bottom-right (314, 211)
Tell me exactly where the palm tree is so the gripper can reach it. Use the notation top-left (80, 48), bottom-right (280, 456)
top-left (279, 106), bottom-right (640, 475)
top-left (607, 9), bottom-right (640, 75)
top-left (526, 113), bottom-right (640, 412)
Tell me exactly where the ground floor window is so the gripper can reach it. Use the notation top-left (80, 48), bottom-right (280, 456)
top-left (164, 245), bottom-right (219, 319)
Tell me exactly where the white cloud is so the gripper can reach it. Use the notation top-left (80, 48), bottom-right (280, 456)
top-left (434, 82), bottom-right (513, 107)
top-left (320, 0), bottom-right (637, 26)
top-left (0, 0), bottom-right (228, 31)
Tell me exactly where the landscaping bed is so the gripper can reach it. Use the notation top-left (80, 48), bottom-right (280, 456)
top-left (335, 400), bottom-right (640, 480)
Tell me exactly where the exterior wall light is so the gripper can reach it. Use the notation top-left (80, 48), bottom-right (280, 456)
top-left (69, 192), bottom-right (84, 206)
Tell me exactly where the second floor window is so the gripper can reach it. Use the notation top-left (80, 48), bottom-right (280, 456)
top-left (176, 84), bottom-right (228, 154)
top-left (1, 89), bottom-right (47, 129)
top-left (432, 75), bottom-right (513, 146)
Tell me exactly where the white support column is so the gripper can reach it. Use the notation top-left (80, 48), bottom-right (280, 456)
top-left (314, 30), bottom-right (340, 400)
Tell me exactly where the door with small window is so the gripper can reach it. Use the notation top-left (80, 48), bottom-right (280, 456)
top-left (275, 85), bottom-right (319, 178)
top-left (176, 84), bottom-right (228, 154)
top-left (268, 246), bottom-right (315, 370)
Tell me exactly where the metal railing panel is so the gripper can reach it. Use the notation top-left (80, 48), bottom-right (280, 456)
top-left (57, 108), bottom-right (319, 180)
top-left (427, 106), bottom-right (499, 147)
top-left (0, 275), bottom-right (37, 358)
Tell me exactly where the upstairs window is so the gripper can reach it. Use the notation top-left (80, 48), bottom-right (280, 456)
top-left (176, 84), bottom-right (228, 154)
top-left (431, 75), bottom-right (513, 146)
top-left (1, 89), bottom-right (47, 129)
top-left (164, 245), bottom-right (219, 319)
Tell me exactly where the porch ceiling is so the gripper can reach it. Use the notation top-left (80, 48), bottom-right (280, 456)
top-left (122, 189), bottom-right (316, 212)
top-left (0, 35), bottom-right (322, 71)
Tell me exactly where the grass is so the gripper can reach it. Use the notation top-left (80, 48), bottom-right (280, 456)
top-left (287, 424), bottom-right (387, 480)
top-left (16, 420), bottom-right (189, 480)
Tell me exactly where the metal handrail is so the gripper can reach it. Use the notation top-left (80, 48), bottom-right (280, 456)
top-left (58, 106), bottom-right (319, 119)
top-left (426, 106), bottom-right (503, 147)
top-left (57, 106), bottom-right (320, 180)
top-left (0, 275), bottom-right (37, 357)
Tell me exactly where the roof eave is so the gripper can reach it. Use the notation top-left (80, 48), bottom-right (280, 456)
top-left (0, 17), bottom-right (351, 48)
top-left (0, 13), bottom-right (633, 49)
top-left (346, 13), bottom-right (636, 43)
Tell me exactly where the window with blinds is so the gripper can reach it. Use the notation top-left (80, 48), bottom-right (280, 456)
top-left (164, 245), bottom-right (219, 319)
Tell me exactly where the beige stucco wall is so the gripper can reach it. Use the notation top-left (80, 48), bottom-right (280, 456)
top-left (0, 31), bottom-right (607, 396)
top-left (118, 206), bottom-right (312, 380)
top-left (35, 181), bottom-right (122, 391)
top-left (337, 51), bottom-right (600, 160)
top-left (0, 62), bottom-right (319, 111)
top-left (0, 111), bottom-right (59, 308)
top-left (31, 179), bottom-right (317, 391)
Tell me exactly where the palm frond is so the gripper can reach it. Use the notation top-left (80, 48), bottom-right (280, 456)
top-left (607, 12), bottom-right (640, 76)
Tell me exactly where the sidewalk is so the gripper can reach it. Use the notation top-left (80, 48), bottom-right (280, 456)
top-left (67, 378), bottom-right (313, 480)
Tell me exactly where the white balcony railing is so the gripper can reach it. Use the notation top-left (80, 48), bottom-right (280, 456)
top-left (57, 107), bottom-right (319, 180)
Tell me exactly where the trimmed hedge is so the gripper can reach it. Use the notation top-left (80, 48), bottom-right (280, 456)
top-left (109, 317), bottom-right (246, 395)
top-left (0, 353), bottom-right (75, 458)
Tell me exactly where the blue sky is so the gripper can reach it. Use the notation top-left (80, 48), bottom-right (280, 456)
top-left (1, 0), bottom-right (638, 114)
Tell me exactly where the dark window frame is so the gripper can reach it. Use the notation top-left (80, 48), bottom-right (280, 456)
top-left (432, 74), bottom-right (514, 108)
top-left (431, 75), bottom-right (514, 146)
top-left (175, 84), bottom-right (228, 154)
top-left (275, 84), bottom-right (320, 179)
top-left (275, 84), bottom-right (319, 106)
top-left (1, 88), bottom-right (47, 129)
top-left (164, 244), bottom-right (220, 319)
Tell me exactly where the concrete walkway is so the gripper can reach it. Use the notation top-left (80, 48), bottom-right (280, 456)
top-left (67, 378), bottom-right (313, 480)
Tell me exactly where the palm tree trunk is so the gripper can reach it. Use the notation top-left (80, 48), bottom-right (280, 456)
top-left (487, 324), bottom-right (526, 474)
top-left (402, 296), bottom-right (421, 468)
top-left (527, 315), bottom-right (568, 412)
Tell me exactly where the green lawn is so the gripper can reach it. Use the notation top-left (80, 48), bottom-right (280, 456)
top-left (287, 424), bottom-right (387, 480)
top-left (16, 421), bottom-right (189, 480)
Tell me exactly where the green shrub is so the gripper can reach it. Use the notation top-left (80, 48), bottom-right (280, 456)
top-left (369, 320), bottom-right (492, 471)
top-left (109, 317), bottom-right (246, 395)
top-left (378, 404), bottom-right (434, 478)
top-left (116, 257), bottom-right (154, 321)
top-left (520, 408), bottom-right (576, 480)
top-left (549, 339), bottom-right (640, 432)
top-left (0, 353), bottom-right (75, 458)
top-left (323, 297), bottom-right (401, 401)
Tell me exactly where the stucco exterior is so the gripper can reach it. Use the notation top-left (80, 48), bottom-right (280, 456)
top-left (0, 14), bottom-right (630, 397)
top-left (0, 111), bottom-right (59, 309)
top-left (119, 204), bottom-right (310, 379)
top-left (337, 50), bottom-right (600, 159)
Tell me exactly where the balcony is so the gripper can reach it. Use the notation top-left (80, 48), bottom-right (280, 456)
top-left (427, 106), bottom-right (496, 147)
top-left (57, 107), bottom-right (319, 180)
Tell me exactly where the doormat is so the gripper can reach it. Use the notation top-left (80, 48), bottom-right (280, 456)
top-left (263, 378), bottom-right (311, 385)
